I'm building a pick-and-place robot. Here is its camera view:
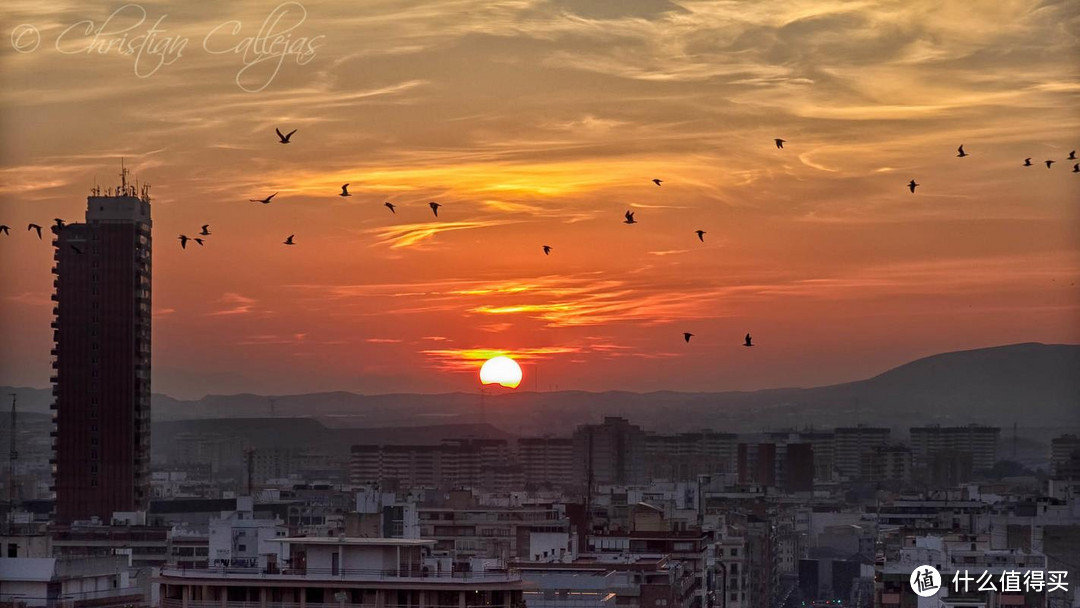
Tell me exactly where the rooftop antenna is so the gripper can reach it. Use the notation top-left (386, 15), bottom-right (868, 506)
top-left (120, 157), bottom-right (128, 191)
top-left (244, 447), bottom-right (256, 496)
top-left (8, 393), bottom-right (17, 513)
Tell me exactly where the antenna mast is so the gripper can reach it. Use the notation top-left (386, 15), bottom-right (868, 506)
top-left (8, 393), bottom-right (17, 513)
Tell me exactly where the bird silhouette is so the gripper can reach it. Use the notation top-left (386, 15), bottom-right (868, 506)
top-left (624, 210), bottom-right (636, 224)
top-left (956, 144), bottom-right (967, 158)
top-left (774, 138), bottom-right (785, 149)
top-left (200, 225), bottom-right (211, 236)
top-left (384, 202), bottom-right (396, 214)
top-left (1073, 163), bottom-right (1079, 173)
top-left (542, 245), bottom-right (552, 255)
top-left (276, 128), bottom-right (296, 144)
top-left (54, 218), bottom-right (66, 228)
top-left (284, 235), bottom-right (295, 245)
top-left (695, 230), bottom-right (705, 242)
top-left (250, 193), bottom-right (277, 204)
top-left (339, 184), bottom-right (351, 197)
top-left (652, 178), bottom-right (662, 186)
top-left (178, 235), bottom-right (190, 249)
top-left (28, 224), bottom-right (42, 239)
top-left (744, 333), bottom-right (754, 347)
top-left (0, 225), bottom-right (9, 236)
top-left (429, 202), bottom-right (441, 217)
top-left (683, 332), bottom-right (693, 343)
top-left (1069, 150), bottom-right (1076, 160)
top-left (908, 180), bottom-right (919, 193)
top-left (1024, 158), bottom-right (1032, 167)
top-left (70, 245), bottom-right (82, 254)
top-left (194, 238), bottom-right (205, 246)
top-left (1046, 160), bottom-right (1055, 168)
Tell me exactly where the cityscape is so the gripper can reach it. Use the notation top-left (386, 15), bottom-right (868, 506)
top-left (1, 2), bottom-right (1079, 608)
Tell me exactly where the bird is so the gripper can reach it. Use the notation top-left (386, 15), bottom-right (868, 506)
top-left (194, 238), bottom-right (205, 246)
top-left (0, 225), bottom-right (9, 236)
top-left (339, 184), bottom-right (351, 197)
top-left (178, 235), bottom-right (190, 249)
top-left (199, 225), bottom-right (211, 236)
top-left (542, 245), bottom-right (552, 255)
top-left (28, 224), bottom-right (42, 239)
top-left (1046, 160), bottom-right (1055, 168)
top-left (695, 230), bottom-right (705, 242)
top-left (652, 178), bottom-right (663, 186)
top-left (54, 218), bottom-right (66, 228)
top-left (774, 138), bottom-right (785, 149)
top-left (384, 202), bottom-right (396, 214)
top-left (1073, 163), bottom-right (1079, 173)
top-left (276, 128), bottom-right (297, 144)
top-left (1069, 150), bottom-right (1076, 160)
top-left (250, 193), bottom-right (277, 204)
top-left (429, 202), bottom-right (441, 217)
top-left (283, 235), bottom-right (295, 246)
top-left (908, 180), bottom-right (919, 193)
top-left (744, 333), bottom-right (754, 347)
top-left (1024, 158), bottom-right (1032, 167)
top-left (70, 245), bottom-right (82, 255)
top-left (623, 210), bottom-right (636, 224)
top-left (683, 332), bottom-right (694, 343)
top-left (956, 144), bottom-right (967, 158)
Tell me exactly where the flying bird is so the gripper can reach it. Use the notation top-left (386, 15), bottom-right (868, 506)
top-left (28, 224), bottom-right (42, 239)
top-left (652, 178), bottom-right (662, 186)
top-left (542, 245), bottom-right (552, 255)
top-left (429, 202), bottom-right (441, 217)
top-left (908, 180), bottom-right (919, 193)
top-left (1073, 163), bottom-right (1079, 173)
top-left (339, 184), bottom-right (351, 197)
top-left (0, 225), bottom-right (9, 236)
top-left (683, 332), bottom-right (694, 343)
top-left (194, 238), bottom-right (205, 246)
top-left (774, 138), bottom-right (785, 149)
top-left (250, 193), bottom-right (277, 204)
top-left (275, 128), bottom-right (296, 144)
top-left (283, 235), bottom-right (295, 246)
top-left (70, 245), bottom-right (82, 254)
top-left (1046, 160), bottom-right (1055, 168)
top-left (956, 145), bottom-right (967, 158)
top-left (200, 225), bottom-right (211, 236)
top-left (623, 210), bottom-right (636, 224)
top-left (1024, 158), bottom-right (1032, 167)
top-left (744, 333), bottom-right (754, 347)
top-left (178, 235), bottom-right (190, 249)
top-left (384, 202), bottom-right (396, 214)
top-left (1069, 150), bottom-right (1076, 160)
top-left (695, 230), bottom-right (705, 242)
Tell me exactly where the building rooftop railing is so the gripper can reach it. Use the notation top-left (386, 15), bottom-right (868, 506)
top-left (159, 565), bottom-right (523, 583)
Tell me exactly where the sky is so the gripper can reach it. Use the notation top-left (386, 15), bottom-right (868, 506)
top-left (1, 0), bottom-right (1078, 399)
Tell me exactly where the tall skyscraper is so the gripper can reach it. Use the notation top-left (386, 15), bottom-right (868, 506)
top-left (51, 166), bottom-right (152, 522)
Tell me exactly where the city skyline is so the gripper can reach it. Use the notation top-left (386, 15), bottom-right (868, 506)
top-left (1, 0), bottom-right (1078, 398)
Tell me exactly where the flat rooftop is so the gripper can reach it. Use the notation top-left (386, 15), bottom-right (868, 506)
top-left (267, 537), bottom-right (437, 546)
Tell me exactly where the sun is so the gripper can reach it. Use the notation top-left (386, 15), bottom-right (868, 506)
top-left (479, 356), bottom-right (523, 389)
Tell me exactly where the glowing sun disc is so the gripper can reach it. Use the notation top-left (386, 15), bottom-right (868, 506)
top-left (479, 356), bottom-right (523, 389)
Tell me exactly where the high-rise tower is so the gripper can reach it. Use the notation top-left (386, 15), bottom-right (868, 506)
top-left (51, 164), bottom-right (152, 522)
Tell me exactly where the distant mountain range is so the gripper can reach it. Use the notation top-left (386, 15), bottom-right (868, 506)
top-left (4, 343), bottom-right (1078, 437)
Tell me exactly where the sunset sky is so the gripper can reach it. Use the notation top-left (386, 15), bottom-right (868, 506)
top-left (1, 0), bottom-right (1078, 399)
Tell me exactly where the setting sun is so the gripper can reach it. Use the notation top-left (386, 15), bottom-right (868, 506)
top-left (479, 356), bottom-right (523, 389)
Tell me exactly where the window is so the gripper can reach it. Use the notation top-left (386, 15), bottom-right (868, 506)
top-left (238, 544), bottom-right (247, 552)
top-left (7, 544), bottom-right (18, 558)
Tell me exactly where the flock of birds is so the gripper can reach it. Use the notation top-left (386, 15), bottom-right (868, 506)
top-left (2, 130), bottom-right (1076, 350)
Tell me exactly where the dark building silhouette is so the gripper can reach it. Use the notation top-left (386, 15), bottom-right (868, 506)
top-left (51, 169), bottom-right (152, 522)
top-left (784, 443), bottom-right (815, 492)
top-left (737, 442), bottom-right (777, 486)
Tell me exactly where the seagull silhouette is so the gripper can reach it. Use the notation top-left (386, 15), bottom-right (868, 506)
top-left (429, 202), bottom-right (441, 217)
top-left (384, 202), bottom-right (396, 214)
top-left (624, 210), bottom-right (636, 224)
top-left (178, 235), bottom-right (190, 249)
top-left (695, 230), bottom-right (705, 242)
top-left (1046, 160), bottom-right (1055, 168)
top-left (652, 178), bottom-right (662, 186)
top-left (542, 245), bottom-right (552, 255)
top-left (774, 138), bottom-right (785, 149)
top-left (250, 193), bottom-right (277, 204)
top-left (28, 224), bottom-right (42, 239)
top-left (1069, 150), bottom-right (1076, 160)
top-left (276, 128), bottom-right (296, 144)
top-left (956, 144), bottom-right (967, 158)
top-left (284, 235), bottom-right (295, 245)
top-left (908, 180), bottom-right (919, 193)
top-left (0, 225), bottom-right (9, 236)
top-left (200, 225), bottom-right (211, 236)
top-left (744, 333), bottom-right (754, 347)
top-left (70, 245), bottom-right (82, 255)
top-left (1024, 158), bottom-right (1032, 167)
top-left (194, 238), bottom-right (205, 246)
top-left (683, 332), bottom-right (694, 343)
top-left (339, 184), bottom-right (351, 197)
top-left (1073, 163), bottom-right (1079, 173)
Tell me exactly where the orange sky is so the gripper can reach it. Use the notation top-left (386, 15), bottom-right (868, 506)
top-left (1, 0), bottom-right (1078, 398)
